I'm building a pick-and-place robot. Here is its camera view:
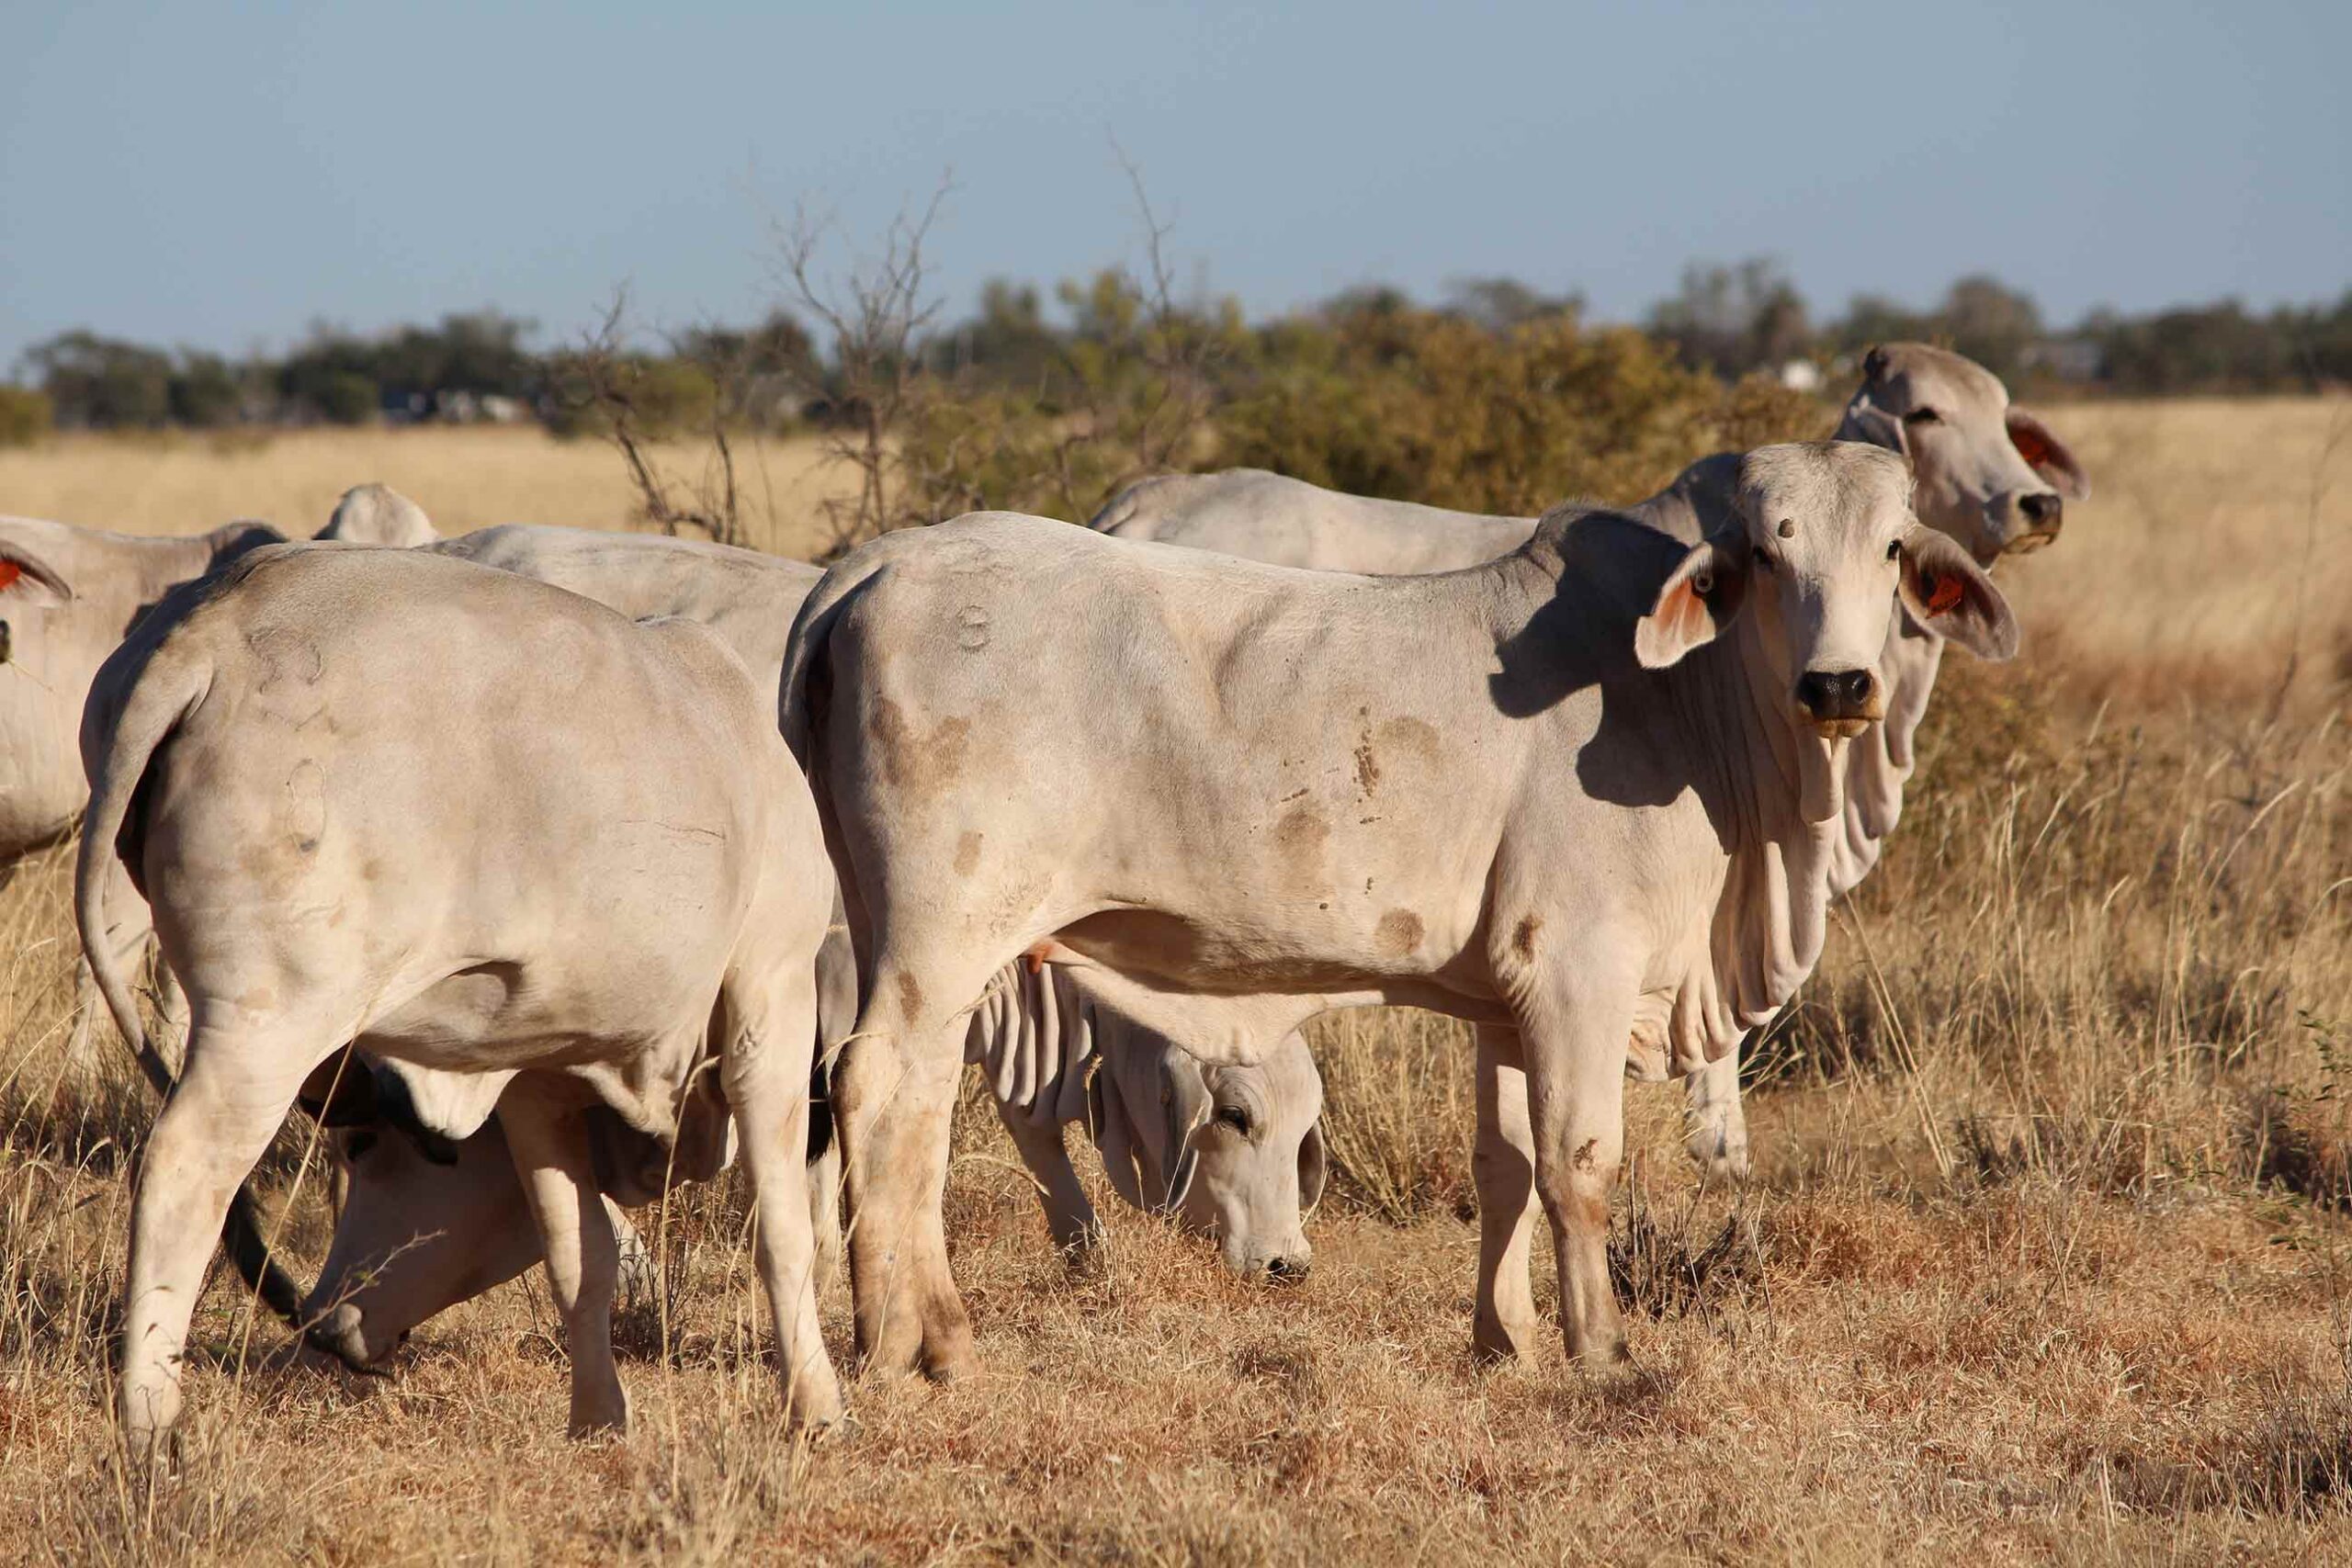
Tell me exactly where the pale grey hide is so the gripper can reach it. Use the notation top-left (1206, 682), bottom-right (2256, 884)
top-left (78, 545), bottom-right (842, 1446)
top-left (785, 441), bottom-right (2018, 1382)
top-left (287, 518), bottom-right (1323, 1368)
top-left (1089, 343), bottom-right (2086, 1201)
top-left (0, 515), bottom-right (286, 1065)
top-left (315, 482), bottom-right (439, 547)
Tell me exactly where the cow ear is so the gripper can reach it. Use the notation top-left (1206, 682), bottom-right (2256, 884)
top-left (297, 1048), bottom-right (379, 1127)
top-left (0, 542), bottom-right (73, 608)
top-left (1635, 538), bottom-right (1749, 670)
top-left (1838, 354), bottom-right (1909, 457)
top-left (2007, 409), bottom-right (2089, 501)
top-left (1159, 1058), bottom-right (1211, 1211)
top-left (1899, 524), bottom-right (2018, 660)
top-left (1298, 1122), bottom-right (1329, 1215)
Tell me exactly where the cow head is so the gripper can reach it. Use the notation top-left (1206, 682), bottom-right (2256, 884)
top-left (1839, 343), bottom-right (2090, 565)
top-left (1637, 442), bottom-right (2017, 817)
top-left (1089, 1029), bottom-right (1324, 1281)
top-left (300, 1120), bottom-right (552, 1371)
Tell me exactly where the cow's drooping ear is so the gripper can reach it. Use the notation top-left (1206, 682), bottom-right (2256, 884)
top-left (2007, 408), bottom-right (2090, 501)
top-left (0, 543), bottom-right (73, 608)
top-left (296, 1047), bottom-right (379, 1127)
top-left (1898, 524), bottom-right (2019, 660)
top-left (1159, 1058), bottom-right (1211, 1211)
top-left (1298, 1122), bottom-right (1329, 1215)
top-left (1635, 537), bottom-right (1750, 670)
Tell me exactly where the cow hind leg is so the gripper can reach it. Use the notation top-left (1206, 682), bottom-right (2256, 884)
top-left (119, 1023), bottom-right (318, 1452)
top-left (719, 962), bottom-right (845, 1432)
top-left (1472, 1024), bottom-right (1544, 1363)
top-left (499, 1088), bottom-right (628, 1438)
top-left (834, 957), bottom-right (987, 1382)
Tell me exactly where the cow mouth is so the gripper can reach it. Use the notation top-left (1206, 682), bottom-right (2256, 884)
top-left (1808, 716), bottom-right (1872, 740)
top-left (2001, 530), bottom-right (2058, 557)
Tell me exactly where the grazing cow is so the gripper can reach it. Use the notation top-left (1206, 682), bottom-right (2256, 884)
top-left (316, 482), bottom-right (438, 547)
top-left (1091, 343), bottom-right (2087, 1192)
top-left (79, 546), bottom-right (842, 1444)
top-left (785, 442), bottom-right (2017, 1382)
top-left (230, 518), bottom-right (1321, 1371)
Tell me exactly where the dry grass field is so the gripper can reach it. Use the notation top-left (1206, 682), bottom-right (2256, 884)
top-left (3, 398), bottom-right (2350, 1563)
top-left (0, 425), bottom-right (858, 561)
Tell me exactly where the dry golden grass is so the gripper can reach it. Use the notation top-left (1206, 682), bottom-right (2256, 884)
top-left (3, 398), bottom-right (2351, 1563)
top-left (0, 425), bottom-right (861, 561)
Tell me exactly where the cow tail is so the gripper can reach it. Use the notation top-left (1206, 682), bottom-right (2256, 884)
top-left (74, 644), bottom-right (308, 1327)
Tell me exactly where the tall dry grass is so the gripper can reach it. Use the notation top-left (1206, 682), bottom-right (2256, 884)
top-left (1, 398), bottom-right (2349, 1562)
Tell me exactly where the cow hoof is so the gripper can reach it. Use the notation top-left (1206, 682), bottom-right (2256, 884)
top-left (1471, 1320), bottom-right (1540, 1367)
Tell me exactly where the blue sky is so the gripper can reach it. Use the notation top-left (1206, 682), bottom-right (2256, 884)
top-left (3, 0), bottom-right (2346, 368)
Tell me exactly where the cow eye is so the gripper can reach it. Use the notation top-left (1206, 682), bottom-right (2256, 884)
top-left (1902, 407), bottom-right (1941, 425)
top-left (1885, 539), bottom-right (1902, 561)
top-left (1752, 547), bottom-right (1776, 575)
top-left (1216, 1105), bottom-right (1251, 1135)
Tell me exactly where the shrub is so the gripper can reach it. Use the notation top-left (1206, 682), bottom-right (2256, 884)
top-left (1217, 303), bottom-right (1783, 514)
top-left (0, 385), bottom-right (51, 448)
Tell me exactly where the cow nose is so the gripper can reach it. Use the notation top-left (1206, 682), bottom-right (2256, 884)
top-left (2018, 491), bottom-right (2063, 533)
top-left (1263, 1255), bottom-right (1311, 1285)
top-left (1795, 669), bottom-right (1878, 723)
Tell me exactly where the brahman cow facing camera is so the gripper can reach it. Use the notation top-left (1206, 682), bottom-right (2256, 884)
top-left (785, 442), bottom-right (2015, 1382)
top-left (1090, 342), bottom-right (2085, 1193)
top-left (80, 546), bottom-right (842, 1447)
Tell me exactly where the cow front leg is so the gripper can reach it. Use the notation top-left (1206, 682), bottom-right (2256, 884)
top-left (1521, 972), bottom-right (1636, 1372)
top-left (719, 961), bottom-right (846, 1432)
top-left (499, 1089), bottom-right (628, 1438)
top-left (995, 1102), bottom-right (1105, 1264)
top-left (119, 1028), bottom-right (313, 1453)
top-left (835, 963), bottom-right (977, 1382)
top-left (1682, 1043), bottom-right (1750, 1181)
top-left (1472, 1023), bottom-right (1543, 1362)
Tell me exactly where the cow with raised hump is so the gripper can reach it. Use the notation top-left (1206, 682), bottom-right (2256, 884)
top-left (1090, 343), bottom-right (2087, 1194)
top-left (785, 441), bottom-right (2018, 1382)
top-left (316, 482), bottom-right (438, 547)
top-left (79, 544), bottom-right (842, 1447)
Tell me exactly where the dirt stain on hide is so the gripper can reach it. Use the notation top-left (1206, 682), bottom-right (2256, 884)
top-left (870, 697), bottom-right (970, 798)
top-left (953, 830), bottom-right (983, 875)
top-left (1374, 908), bottom-right (1423, 957)
top-left (1573, 1136), bottom-right (1599, 1171)
top-left (1272, 806), bottom-right (1329, 888)
top-left (1511, 914), bottom-right (1542, 963)
top-left (895, 971), bottom-right (924, 1023)
top-left (1353, 740), bottom-right (1381, 796)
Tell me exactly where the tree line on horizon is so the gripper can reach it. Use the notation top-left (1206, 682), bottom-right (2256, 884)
top-left (5, 259), bottom-right (2347, 449)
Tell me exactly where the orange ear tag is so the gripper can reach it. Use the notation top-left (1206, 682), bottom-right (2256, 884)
top-left (0, 561), bottom-right (20, 592)
top-left (1924, 572), bottom-right (1964, 615)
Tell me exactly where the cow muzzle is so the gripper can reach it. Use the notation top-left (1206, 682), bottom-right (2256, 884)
top-left (302, 1302), bottom-right (401, 1375)
top-left (1999, 491), bottom-right (2064, 555)
top-left (1794, 668), bottom-right (1881, 737)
